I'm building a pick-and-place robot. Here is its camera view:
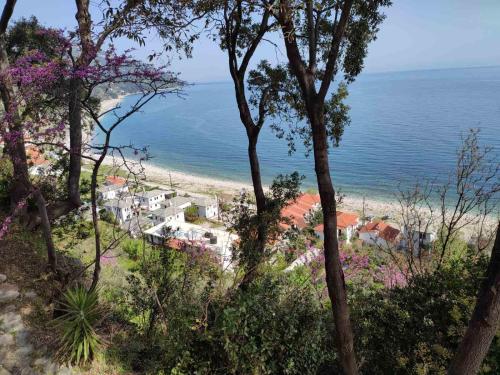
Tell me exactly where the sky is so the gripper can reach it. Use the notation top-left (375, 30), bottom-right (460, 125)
top-left (9, 0), bottom-right (500, 83)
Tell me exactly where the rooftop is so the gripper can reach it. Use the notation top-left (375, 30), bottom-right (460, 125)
top-left (135, 189), bottom-right (172, 199)
top-left (360, 221), bottom-right (400, 242)
top-left (169, 196), bottom-right (193, 207)
top-left (151, 206), bottom-right (181, 217)
top-left (26, 146), bottom-right (49, 166)
top-left (192, 196), bottom-right (217, 206)
top-left (281, 193), bottom-right (321, 230)
top-left (105, 175), bottom-right (127, 186)
top-left (314, 211), bottom-right (360, 232)
top-left (103, 197), bottom-right (134, 208)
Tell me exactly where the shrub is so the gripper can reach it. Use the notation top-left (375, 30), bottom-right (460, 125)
top-left (122, 239), bottom-right (142, 260)
top-left (56, 286), bottom-right (101, 365)
top-left (184, 204), bottom-right (199, 222)
top-left (99, 208), bottom-right (117, 224)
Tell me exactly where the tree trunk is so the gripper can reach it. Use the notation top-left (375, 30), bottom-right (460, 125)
top-left (89, 159), bottom-right (102, 291)
top-left (67, 77), bottom-right (83, 207)
top-left (67, 0), bottom-right (93, 208)
top-left (34, 189), bottom-right (57, 271)
top-left (238, 134), bottom-right (267, 288)
top-left (0, 34), bottom-right (57, 272)
top-left (448, 223), bottom-right (500, 375)
top-left (0, 34), bottom-right (30, 210)
top-left (310, 109), bottom-right (358, 375)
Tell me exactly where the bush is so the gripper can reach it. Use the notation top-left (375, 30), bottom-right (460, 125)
top-left (56, 286), bottom-right (101, 365)
top-left (99, 208), bottom-right (117, 224)
top-left (122, 239), bottom-right (142, 260)
top-left (351, 252), bottom-right (499, 374)
top-left (184, 204), bottom-right (199, 222)
top-left (172, 274), bottom-right (336, 374)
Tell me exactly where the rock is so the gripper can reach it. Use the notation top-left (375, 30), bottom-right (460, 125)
top-left (23, 291), bottom-right (37, 299)
top-left (14, 329), bottom-right (30, 346)
top-left (57, 367), bottom-right (73, 375)
top-left (14, 344), bottom-right (34, 359)
top-left (0, 274), bottom-right (6, 283)
top-left (0, 283), bottom-right (19, 303)
top-left (0, 312), bottom-right (24, 332)
top-left (44, 362), bottom-right (59, 375)
top-left (0, 333), bottom-right (14, 346)
top-left (20, 367), bottom-right (37, 375)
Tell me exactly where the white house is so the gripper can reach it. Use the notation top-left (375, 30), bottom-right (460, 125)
top-left (144, 221), bottom-right (238, 269)
top-left (98, 184), bottom-right (129, 201)
top-left (192, 196), bottom-right (219, 219)
top-left (314, 211), bottom-right (360, 243)
top-left (164, 196), bottom-right (192, 210)
top-left (150, 206), bottom-right (185, 226)
top-left (102, 197), bottom-right (135, 223)
top-left (400, 225), bottom-right (435, 252)
top-left (358, 221), bottom-right (400, 249)
top-left (135, 189), bottom-right (174, 211)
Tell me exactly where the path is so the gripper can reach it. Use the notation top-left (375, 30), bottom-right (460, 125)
top-left (0, 274), bottom-right (73, 375)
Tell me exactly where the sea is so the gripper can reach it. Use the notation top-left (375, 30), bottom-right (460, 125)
top-left (101, 66), bottom-right (500, 202)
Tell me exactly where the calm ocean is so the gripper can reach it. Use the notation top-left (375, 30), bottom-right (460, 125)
top-left (102, 66), bottom-right (500, 201)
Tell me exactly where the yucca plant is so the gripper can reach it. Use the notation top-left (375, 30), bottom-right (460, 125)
top-left (55, 286), bottom-right (101, 365)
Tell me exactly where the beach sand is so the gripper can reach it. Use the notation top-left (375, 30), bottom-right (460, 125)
top-left (95, 154), bottom-right (498, 241)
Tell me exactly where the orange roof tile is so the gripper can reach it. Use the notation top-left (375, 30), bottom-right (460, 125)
top-left (359, 221), bottom-right (400, 242)
top-left (313, 211), bottom-right (359, 233)
top-left (336, 211), bottom-right (359, 229)
top-left (105, 175), bottom-right (126, 186)
top-left (26, 146), bottom-right (48, 166)
top-left (280, 193), bottom-right (321, 230)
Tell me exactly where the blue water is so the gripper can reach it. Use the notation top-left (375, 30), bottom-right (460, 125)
top-left (101, 66), bottom-right (500, 201)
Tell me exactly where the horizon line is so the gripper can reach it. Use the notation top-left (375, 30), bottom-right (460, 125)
top-left (188, 64), bottom-right (500, 85)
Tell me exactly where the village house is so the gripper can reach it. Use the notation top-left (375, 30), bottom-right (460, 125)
top-left (280, 193), bottom-right (322, 230)
top-left (98, 175), bottom-right (130, 201)
top-left (102, 196), bottom-right (136, 224)
top-left (313, 211), bottom-right (360, 243)
top-left (150, 206), bottom-right (185, 226)
top-left (135, 189), bottom-right (175, 211)
top-left (192, 196), bottom-right (219, 219)
top-left (144, 221), bottom-right (238, 269)
top-left (401, 225), bottom-right (436, 251)
top-left (358, 221), bottom-right (401, 248)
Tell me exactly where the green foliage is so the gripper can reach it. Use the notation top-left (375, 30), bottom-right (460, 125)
top-left (56, 286), bottom-right (101, 365)
top-left (172, 274), bottom-right (336, 374)
top-left (184, 204), bottom-right (199, 222)
top-left (121, 238), bottom-right (142, 261)
top-left (227, 172), bottom-right (303, 275)
top-left (123, 247), bottom-right (219, 373)
top-left (99, 208), bottom-right (117, 224)
top-left (0, 157), bottom-right (13, 208)
top-left (351, 252), bottom-right (499, 374)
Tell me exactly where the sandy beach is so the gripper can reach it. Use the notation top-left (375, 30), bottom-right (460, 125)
top-left (96, 154), bottom-right (497, 240)
top-left (99, 95), bottom-right (126, 115)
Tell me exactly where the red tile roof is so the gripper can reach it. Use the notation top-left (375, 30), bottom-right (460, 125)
top-left (359, 221), bottom-right (400, 242)
top-left (26, 146), bottom-right (48, 166)
top-left (105, 175), bottom-right (126, 186)
top-left (281, 193), bottom-right (321, 230)
top-left (337, 211), bottom-right (359, 229)
top-left (313, 211), bottom-right (359, 233)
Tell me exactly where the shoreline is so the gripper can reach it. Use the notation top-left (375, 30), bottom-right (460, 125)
top-left (95, 155), bottom-right (497, 240)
